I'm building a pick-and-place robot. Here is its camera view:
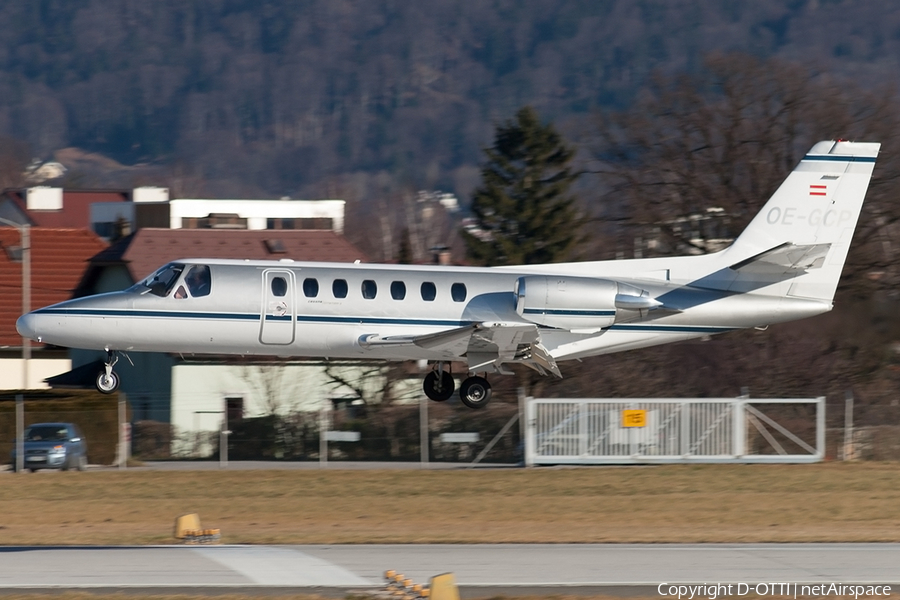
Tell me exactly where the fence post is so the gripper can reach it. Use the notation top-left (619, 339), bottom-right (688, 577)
top-left (518, 387), bottom-right (526, 450)
top-left (843, 390), bottom-right (854, 461)
top-left (733, 398), bottom-right (745, 458)
top-left (524, 397), bottom-right (535, 467)
top-left (319, 406), bottom-right (328, 468)
top-left (220, 419), bottom-right (229, 469)
top-left (15, 394), bottom-right (23, 474)
top-left (118, 393), bottom-right (127, 469)
top-left (419, 393), bottom-right (429, 466)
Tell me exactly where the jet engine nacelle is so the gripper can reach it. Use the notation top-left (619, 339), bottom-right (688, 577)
top-left (515, 275), bottom-right (618, 333)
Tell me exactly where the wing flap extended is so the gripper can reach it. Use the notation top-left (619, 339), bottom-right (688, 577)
top-left (358, 321), bottom-right (562, 377)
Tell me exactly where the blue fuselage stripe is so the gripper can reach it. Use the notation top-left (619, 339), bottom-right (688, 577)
top-left (523, 308), bottom-right (615, 317)
top-left (802, 155), bottom-right (876, 163)
top-left (35, 307), bottom-right (471, 328)
top-left (607, 324), bottom-right (733, 334)
top-left (36, 308), bottom-right (732, 334)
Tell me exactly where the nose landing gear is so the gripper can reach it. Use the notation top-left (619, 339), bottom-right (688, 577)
top-left (95, 351), bottom-right (120, 394)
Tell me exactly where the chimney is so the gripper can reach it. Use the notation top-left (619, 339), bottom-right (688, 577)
top-left (431, 245), bottom-right (452, 265)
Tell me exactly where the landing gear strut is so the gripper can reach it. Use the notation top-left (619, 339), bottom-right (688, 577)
top-left (95, 350), bottom-right (120, 394)
top-left (459, 375), bottom-right (492, 409)
top-left (422, 364), bottom-right (494, 409)
top-left (423, 364), bottom-right (454, 402)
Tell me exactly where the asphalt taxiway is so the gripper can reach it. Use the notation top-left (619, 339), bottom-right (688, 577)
top-left (1, 544), bottom-right (898, 596)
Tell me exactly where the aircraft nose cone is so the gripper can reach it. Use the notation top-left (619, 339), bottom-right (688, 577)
top-left (16, 312), bottom-right (38, 341)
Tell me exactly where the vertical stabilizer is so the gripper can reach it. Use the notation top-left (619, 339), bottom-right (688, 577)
top-left (725, 140), bottom-right (879, 302)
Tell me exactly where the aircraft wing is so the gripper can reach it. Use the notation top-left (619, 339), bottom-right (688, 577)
top-left (359, 322), bottom-right (562, 377)
top-left (729, 242), bottom-right (832, 274)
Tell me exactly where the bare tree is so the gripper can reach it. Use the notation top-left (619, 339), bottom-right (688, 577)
top-left (238, 362), bottom-right (303, 416)
top-left (591, 52), bottom-right (900, 294)
top-left (0, 136), bottom-right (30, 190)
top-left (322, 361), bottom-right (419, 407)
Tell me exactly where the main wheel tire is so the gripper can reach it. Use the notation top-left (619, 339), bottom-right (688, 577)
top-left (423, 370), bottom-right (455, 402)
top-left (96, 370), bottom-right (120, 394)
top-left (459, 376), bottom-right (492, 409)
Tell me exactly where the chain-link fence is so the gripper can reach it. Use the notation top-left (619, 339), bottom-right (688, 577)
top-left (4, 392), bottom-right (899, 467)
top-left (136, 401), bottom-right (522, 463)
top-left (824, 403), bottom-right (900, 461)
top-left (0, 391), bottom-right (126, 468)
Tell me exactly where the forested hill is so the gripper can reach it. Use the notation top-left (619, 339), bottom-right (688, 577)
top-left (0, 0), bottom-right (896, 198)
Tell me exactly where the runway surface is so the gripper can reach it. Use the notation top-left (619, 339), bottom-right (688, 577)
top-left (1, 544), bottom-right (898, 595)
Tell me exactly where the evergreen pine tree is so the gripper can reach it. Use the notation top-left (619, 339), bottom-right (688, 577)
top-left (462, 106), bottom-right (582, 266)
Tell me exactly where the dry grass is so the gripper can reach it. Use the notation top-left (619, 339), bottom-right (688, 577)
top-left (1, 463), bottom-right (899, 545)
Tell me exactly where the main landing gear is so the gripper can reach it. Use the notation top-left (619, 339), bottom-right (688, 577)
top-left (95, 350), bottom-right (120, 394)
top-left (422, 364), bottom-right (493, 409)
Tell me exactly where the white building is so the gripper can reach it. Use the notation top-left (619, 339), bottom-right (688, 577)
top-left (90, 187), bottom-right (345, 239)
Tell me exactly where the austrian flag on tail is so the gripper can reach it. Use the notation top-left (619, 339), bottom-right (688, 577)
top-left (809, 184), bottom-right (827, 197)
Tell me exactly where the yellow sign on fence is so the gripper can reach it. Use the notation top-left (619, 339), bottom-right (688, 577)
top-left (622, 409), bottom-right (647, 428)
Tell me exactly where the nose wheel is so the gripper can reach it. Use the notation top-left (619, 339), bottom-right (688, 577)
top-left (459, 376), bottom-right (492, 409)
top-left (95, 351), bottom-right (120, 394)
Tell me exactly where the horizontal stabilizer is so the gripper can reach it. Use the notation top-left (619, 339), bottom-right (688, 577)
top-left (729, 242), bottom-right (831, 275)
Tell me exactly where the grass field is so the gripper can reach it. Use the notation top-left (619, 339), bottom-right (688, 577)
top-left (0, 463), bottom-right (899, 545)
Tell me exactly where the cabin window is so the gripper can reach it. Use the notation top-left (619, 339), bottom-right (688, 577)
top-left (271, 277), bottom-right (288, 297)
top-left (333, 279), bottom-right (348, 298)
top-left (451, 283), bottom-right (467, 302)
top-left (184, 265), bottom-right (211, 298)
top-left (303, 278), bottom-right (319, 298)
top-left (391, 281), bottom-right (406, 300)
top-left (361, 279), bottom-right (377, 299)
top-left (142, 263), bottom-right (184, 297)
top-left (421, 281), bottom-right (436, 301)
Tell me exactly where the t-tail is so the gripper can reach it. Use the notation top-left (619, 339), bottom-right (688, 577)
top-left (708, 140), bottom-right (879, 303)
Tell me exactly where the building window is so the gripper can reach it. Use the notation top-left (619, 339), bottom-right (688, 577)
top-left (390, 281), bottom-right (406, 300)
top-left (421, 281), bottom-right (436, 301)
top-left (451, 283), bottom-right (467, 302)
top-left (272, 277), bottom-right (287, 297)
top-left (333, 279), bottom-right (348, 298)
top-left (303, 278), bottom-right (319, 297)
top-left (361, 279), bottom-right (377, 299)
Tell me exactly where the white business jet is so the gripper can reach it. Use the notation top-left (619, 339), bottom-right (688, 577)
top-left (17, 141), bottom-right (879, 408)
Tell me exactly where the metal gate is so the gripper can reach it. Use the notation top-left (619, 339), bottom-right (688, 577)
top-left (525, 398), bottom-right (824, 465)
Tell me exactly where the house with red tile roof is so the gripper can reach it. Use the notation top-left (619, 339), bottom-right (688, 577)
top-left (0, 188), bottom-right (131, 229)
top-left (75, 228), bottom-right (367, 295)
top-left (0, 228), bottom-right (107, 389)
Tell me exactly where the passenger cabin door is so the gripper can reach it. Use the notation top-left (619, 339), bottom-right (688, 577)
top-left (260, 270), bottom-right (295, 345)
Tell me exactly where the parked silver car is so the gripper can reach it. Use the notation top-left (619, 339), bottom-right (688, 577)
top-left (10, 423), bottom-right (88, 472)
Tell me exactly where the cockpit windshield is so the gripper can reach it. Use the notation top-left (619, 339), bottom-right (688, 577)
top-left (133, 263), bottom-right (185, 297)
